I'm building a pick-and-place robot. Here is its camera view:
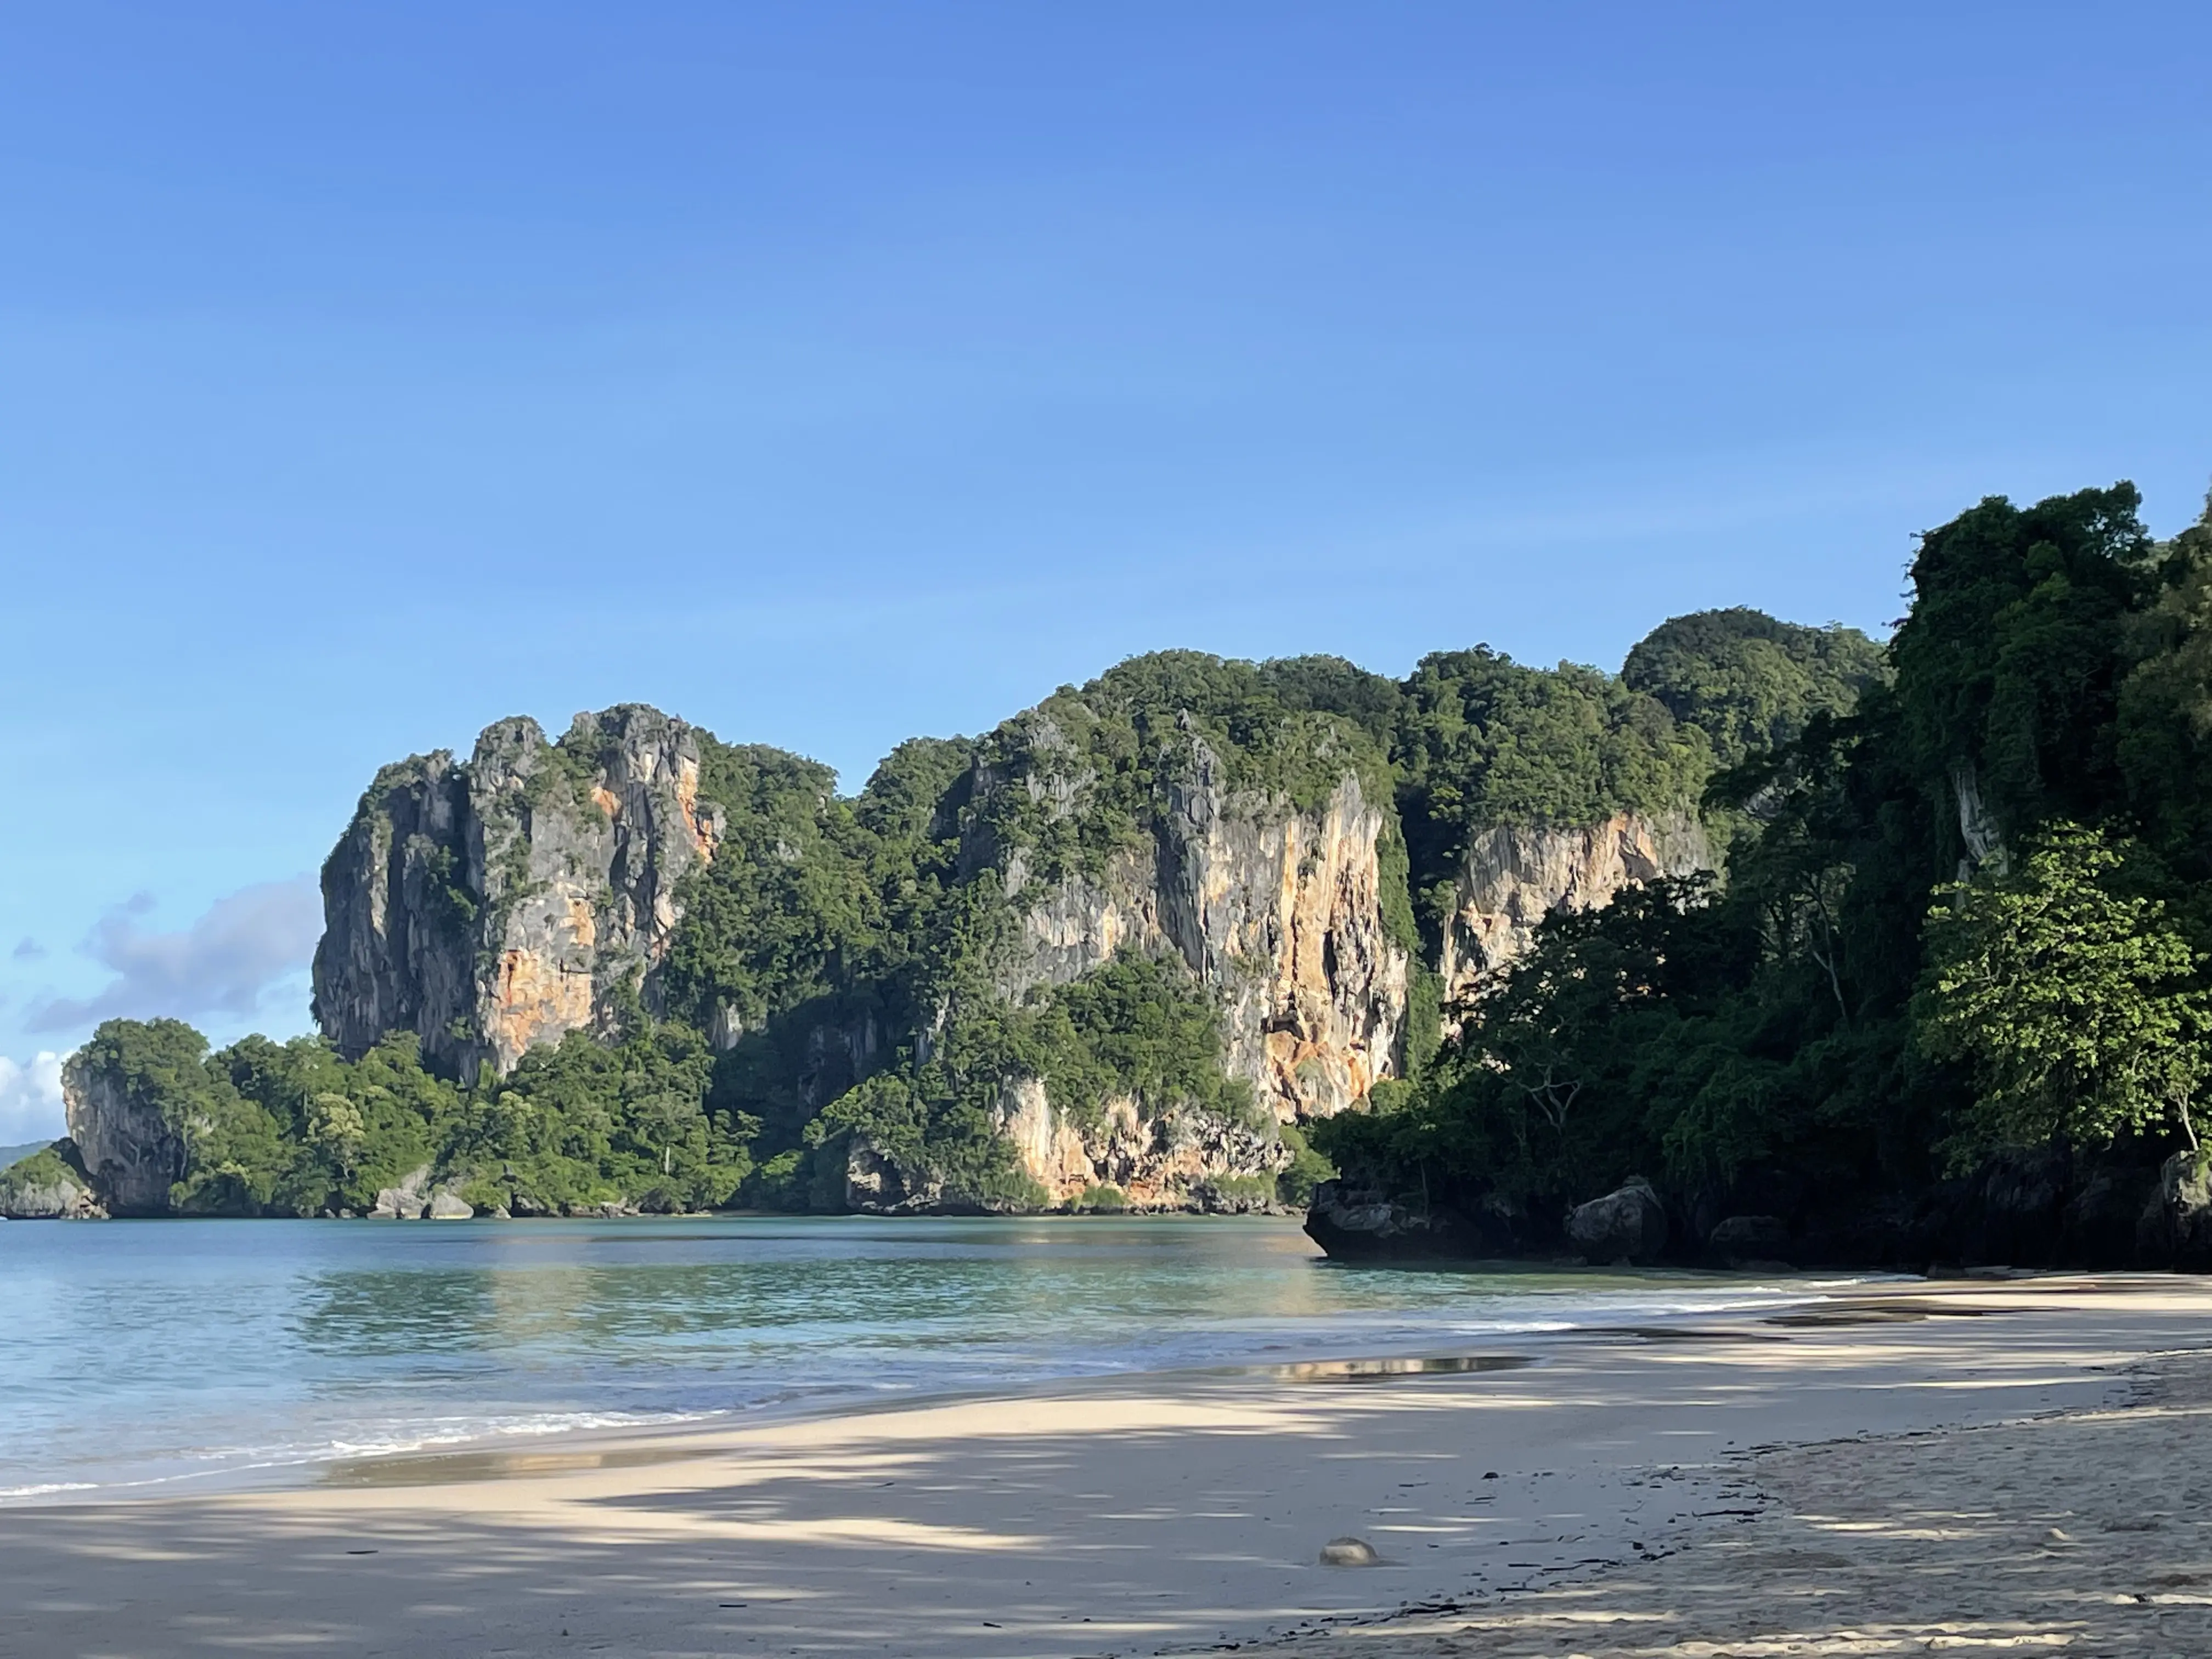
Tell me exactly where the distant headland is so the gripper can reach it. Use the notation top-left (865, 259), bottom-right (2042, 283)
top-left (12, 479), bottom-right (2212, 1276)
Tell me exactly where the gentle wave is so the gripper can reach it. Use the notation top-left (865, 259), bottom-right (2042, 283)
top-left (0, 1216), bottom-right (1869, 1505)
top-left (0, 1410), bottom-right (723, 1504)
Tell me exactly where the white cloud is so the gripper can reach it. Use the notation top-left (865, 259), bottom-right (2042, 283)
top-left (26, 878), bottom-right (321, 1034)
top-left (0, 1051), bottom-right (65, 1144)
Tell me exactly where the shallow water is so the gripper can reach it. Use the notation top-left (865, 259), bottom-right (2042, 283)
top-left (0, 1214), bottom-right (1835, 1502)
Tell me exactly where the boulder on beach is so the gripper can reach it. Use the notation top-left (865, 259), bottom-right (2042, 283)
top-left (1567, 1177), bottom-right (1668, 1263)
top-left (369, 1165), bottom-right (432, 1220)
top-left (1707, 1213), bottom-right (1790, 1263)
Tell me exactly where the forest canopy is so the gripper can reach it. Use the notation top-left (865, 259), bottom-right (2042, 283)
top-left (1316, 482), bottom-right (2212, 1264)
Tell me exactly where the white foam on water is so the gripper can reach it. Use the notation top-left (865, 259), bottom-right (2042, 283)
top-left (0, 1216), bottom-right (1882, 1506)
top-left (0, 1409), bottom-right (726, 1504)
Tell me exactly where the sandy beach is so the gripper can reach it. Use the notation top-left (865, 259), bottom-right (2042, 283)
top-left (3, 1277), bottom-right (2208, 1658)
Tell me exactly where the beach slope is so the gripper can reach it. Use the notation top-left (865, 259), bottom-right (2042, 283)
top-left (2, 1279), bottom-right (2207, 1658)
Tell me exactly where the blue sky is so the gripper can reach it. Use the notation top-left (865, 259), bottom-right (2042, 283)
top-left (3, 2), bottom-right (2209, 1139)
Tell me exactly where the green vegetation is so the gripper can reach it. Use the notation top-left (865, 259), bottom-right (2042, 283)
top-left (1395, 649), bottom-right (1708, 954)
top-left (86, 588), bottom-right (1891, 1219)
top-left (1623, 608), bottom-right (1889, 768)
top-left (0, 1145), bottom-right (81, 1198)
top-left (962, 651), bottom-right (1403, 888)
top-left (1920, 824), bottom-right (2207, 1165)
top-left (1274, 1122), bottom-right (1335, 1208)
top-left (58, 1017), bottom-right (752, 1218)
top-left (0, 1141), bottom-right (53, 1172)
top-left (134, 474), bottom-right (2212, 1246)
top-left (1321, 482), bottom-right (2212, 1260)
top-left (790, 954), bottom-right (1259, 1212)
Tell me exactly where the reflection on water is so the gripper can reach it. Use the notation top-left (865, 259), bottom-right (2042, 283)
top-left (1762, 1300), bottom-right (2008, 1328)
top-left (0, 1215), bottom-right (1828, 1501)
top-left (1268, 1353), bottom-right (1535, 1381)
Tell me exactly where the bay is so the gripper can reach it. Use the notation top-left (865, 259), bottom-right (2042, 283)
top-left (0, 1215), bottom-right (1830, 1502)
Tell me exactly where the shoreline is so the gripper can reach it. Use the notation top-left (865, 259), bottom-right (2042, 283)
top-left (0, 1262), bottom-right (1878, 1510)
top-left (4, 1276), bottom-right (2208, 1657)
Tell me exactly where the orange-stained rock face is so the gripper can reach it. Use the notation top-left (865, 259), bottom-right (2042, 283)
top-left (1000, 761), bottom-right (1410, 1126)
top-left (1251, 784), bottom-right (1404, 1119)
top-left (674, 757), bottom-right (718, 860)
top-left (317, 704), bottom-right (729, 1081)
top-left (992, 1078), bottom-right (1101, 1201)
top-left (482, 946), bottom-right (596, 1074)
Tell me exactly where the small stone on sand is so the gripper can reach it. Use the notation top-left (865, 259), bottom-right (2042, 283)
top-left (1319, 1536), bottom-right (1380, 1567)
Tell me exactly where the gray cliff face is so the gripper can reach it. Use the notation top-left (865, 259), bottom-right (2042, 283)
top-left (312, 751), bottom-right (477, 1073)
top-left (953, 723), bottom-right (1413, 1203)
top-left (1435, 809), bottom-right (1711, 1008)
top-left (313, 705), bottom-right (724, 1079)
top-left (0, 1173), bottom-right (99, 1220)
top-left (63, 1057), bottom-right (185, 1217)
top-left (988, 732), bottom-right (1409, 1121)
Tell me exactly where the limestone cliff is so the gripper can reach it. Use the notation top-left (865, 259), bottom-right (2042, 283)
top-left (983, 734), bottom-right (1409, 1123)
top-left (1434, 810), bottom-right (1711, 1008)
top-left (312, 680), bottom-right (1723, 1214)
top-left (926, 709), bottom-right (1413, 1205)
top-left (63, 1054), bottom-right (185, 1216)
top-left (987, 1079), bottom-right (1284, 1210)
top-left (966, 791), bottom-right (1708, 1206)
top-left (313, 705), bottom-right (724, 1079)
top-left (837, 1073), bottom-right (1286, 1214)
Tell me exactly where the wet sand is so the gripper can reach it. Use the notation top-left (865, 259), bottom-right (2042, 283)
top-left (1, 1278), bottom-right (2206, 1657)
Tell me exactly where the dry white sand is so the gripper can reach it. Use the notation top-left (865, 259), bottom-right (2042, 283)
top-left (2, 1278), bottom-right (2207, 1658)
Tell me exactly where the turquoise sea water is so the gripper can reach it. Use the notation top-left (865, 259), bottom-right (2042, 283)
top-left (0, 1215), bottom-right (1835, 1503)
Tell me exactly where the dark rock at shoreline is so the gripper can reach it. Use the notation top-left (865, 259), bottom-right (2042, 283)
top-left (1301, 1179), bottom-right (1485, 1260)
top-left (2138, 1150), bottom-right (2212, 1271)
top-left (1566, 1177), bottom-right (1668, 1265)
top-left (1307, 1145), bottom-right (2212, 1273)
top-left (1706, 1214), bottom-right (1790, 1266)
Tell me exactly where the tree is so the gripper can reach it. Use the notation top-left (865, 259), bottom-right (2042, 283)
top-left (1919, 823), bottom-right (2208, 1163)
top-left (634, 1091), bottom-right (704, 1176)
top-left (1623, 607), bottom-right (1887, 768)
top-left (306, 1093), bottom-right (366, 1181)
top-left (1891, 485), bottom-right (2152, 848)
top-left (2117, 490), bottom-right (2212, 873)
top-left (1454, 879), bottom-right (1696, 1184)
